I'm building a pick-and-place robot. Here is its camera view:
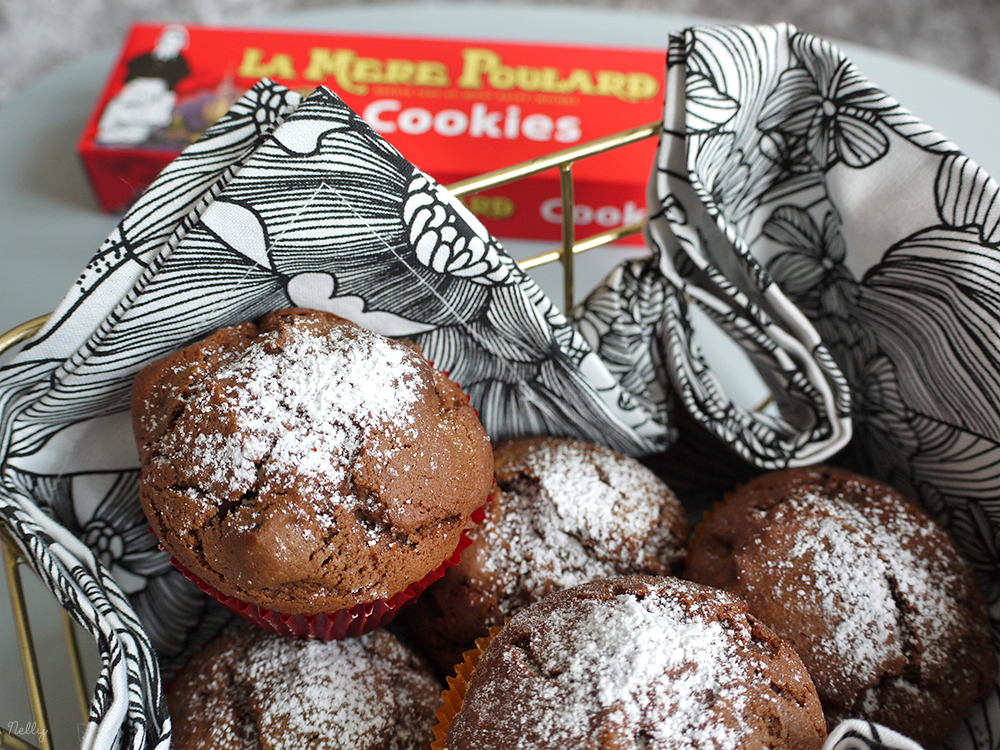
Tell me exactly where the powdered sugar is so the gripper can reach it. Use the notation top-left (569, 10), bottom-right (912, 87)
top-left (766, 490), bottom-right (961, 681)
top-left (247, 634), bottom-right (426, 748)
top-left (535, 442), bottom-right (664, 550)
top-left (192, 430), bottom-right (256, 487)
top-left (462, 585), bottom-right (767, 750)
top-left (185, 321), bottom-right (423, 515)
top-left (784, 501), bottom-right (900, 678)
top-left (537, 594), bottom-right (750, 748)
top-left (480, 440), bottom-right (678, 612)
top-left (193, 629), bottom-right (437, 750)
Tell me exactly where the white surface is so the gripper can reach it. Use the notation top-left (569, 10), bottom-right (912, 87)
top-left (4, 4), bottom-right (1000, 746)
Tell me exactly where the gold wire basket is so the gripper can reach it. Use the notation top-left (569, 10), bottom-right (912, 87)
top-left (0, 119), bottom-right (661, 750)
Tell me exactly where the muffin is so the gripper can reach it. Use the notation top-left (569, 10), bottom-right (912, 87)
top-left (167, 620), bottom-right (440, 749)
top-left (132, 307), bottom-right (494, 635)
top-left (685, 465), bottom-right (997, 746)
top-left (401, 436), bottom-right (689, 674)
top-left (437, 575), bottom-right (827, 750)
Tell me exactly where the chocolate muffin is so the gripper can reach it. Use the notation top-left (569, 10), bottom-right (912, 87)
top-left (132, 307), bottom-right (494, 617)
top-left (168, 621), bottom-right (440, 749)
top-left (685, 465), bottom-right (997, 747)
top-left (401, 436), bottom-right (689, 674)
top-left (443, 575), bottom-right (827, 750)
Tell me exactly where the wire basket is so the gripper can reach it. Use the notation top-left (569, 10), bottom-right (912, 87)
top-left (0, 119), bottom-right (661, 750)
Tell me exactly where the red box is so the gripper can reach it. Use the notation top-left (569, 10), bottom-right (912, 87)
top-left (77, 23), bottom-right (666, 245)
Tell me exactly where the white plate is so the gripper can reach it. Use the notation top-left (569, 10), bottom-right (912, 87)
top-left (3, 4), bottom-right (1000, 746)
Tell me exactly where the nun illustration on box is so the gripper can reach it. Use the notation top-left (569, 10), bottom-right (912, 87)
top-left (95, 24), bottom-right (191, 146)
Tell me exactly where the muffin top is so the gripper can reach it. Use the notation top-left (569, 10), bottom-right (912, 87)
top-left (401, 436), bottom-right (689, 674)
top-left (466, 437), bottom-right (689, 617)
top-left (133, 308), bottom-right (494, 614)
top-left (483, 437), bottom-right (689, 596)
top-left (685, 465), bottom-right (997, 745)
top-left (445, 575), bottom-right (827, 750)
top-left (168, 621), bottom-right (440, 750)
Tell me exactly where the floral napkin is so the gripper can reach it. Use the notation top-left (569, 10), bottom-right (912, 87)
top-left (0, 21), bottom-right (996, 750)
top-left (636, 22), bottom-right (998, 749)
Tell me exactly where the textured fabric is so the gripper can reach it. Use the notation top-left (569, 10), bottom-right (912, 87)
top-left (632, 23), bottom-right (998, 749)
top-left (0, 78), bottom-right (676, 749)
top-left (0, 23), bottom-right (997, 750)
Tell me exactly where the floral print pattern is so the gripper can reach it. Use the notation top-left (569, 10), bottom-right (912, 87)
top-left (0, 79), bottom-right (673, 749)
top-left (1, 21), bottom-right (999, 750)
top-left (759, 33), bottom-right (894, 169)
top-left (647, 22), bottom-right (1000, 750)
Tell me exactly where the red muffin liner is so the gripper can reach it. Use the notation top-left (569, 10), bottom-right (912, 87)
top-left (166, 502), bottom-right (488, 641)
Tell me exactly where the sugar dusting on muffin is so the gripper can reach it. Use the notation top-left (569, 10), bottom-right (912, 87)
top-left (685, 466), bottom-right (997, 746)
top-left (400, 436), bottom-right (689, 675)
top-left (481, 437), bottom-right (687, 595)
top-left (185, 321), bottom-right (423, 517)
top-left (769, 490), bottom-right (961, 683)
top-left (167, 622), bottom-right (440, 750)
top-left (522, 593), bottom-right (752, 745)
top-left (444, 575), bottom-right (827, 750)
top-left (133, 308), bottom-right (494, 618)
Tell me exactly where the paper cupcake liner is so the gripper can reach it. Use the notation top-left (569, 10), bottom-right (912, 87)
top-left (165, 502), bottom-right (488, 641)
top-left (432, 624), bottom-right (506, 750)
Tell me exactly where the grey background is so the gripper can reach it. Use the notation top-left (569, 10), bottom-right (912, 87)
top-left (1, 0), bottom-right (999, 748)
top-left (2, 0), bottom-right (1000, 105)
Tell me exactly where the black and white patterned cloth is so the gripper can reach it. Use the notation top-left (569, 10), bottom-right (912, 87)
top-left (0, 23), bottom-right (996, 750)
